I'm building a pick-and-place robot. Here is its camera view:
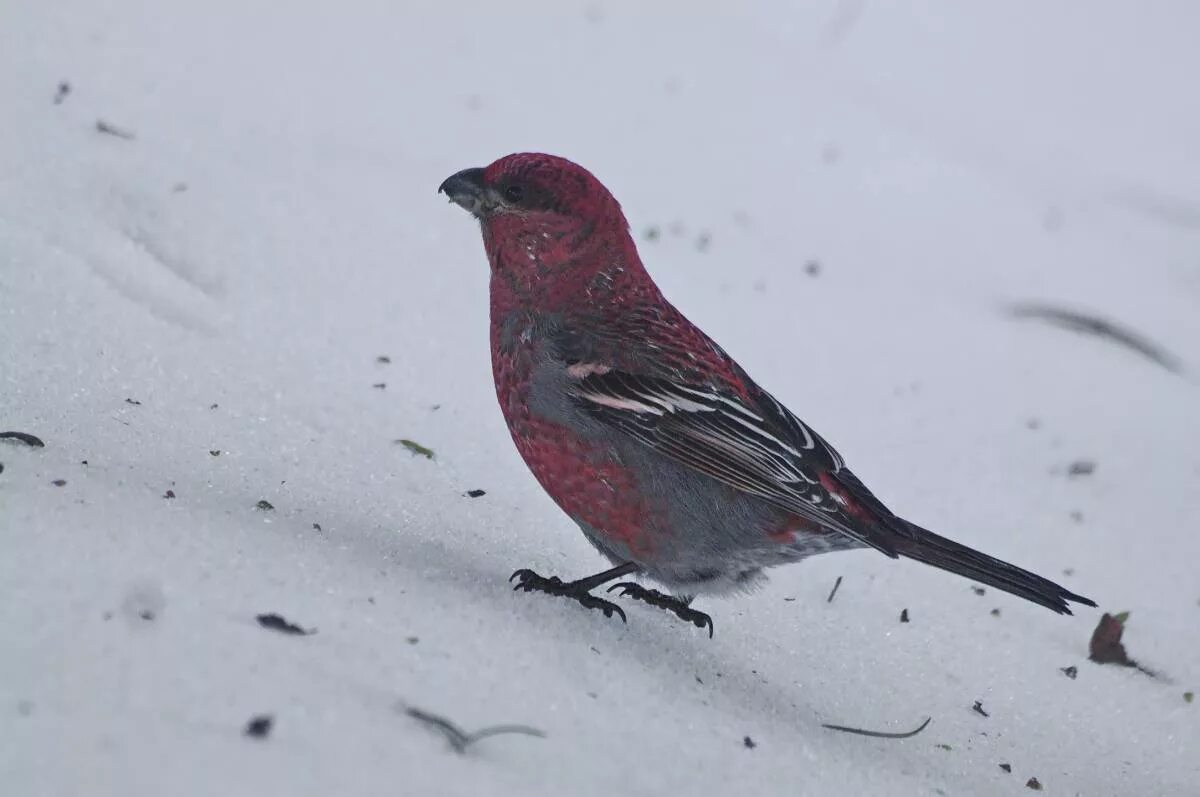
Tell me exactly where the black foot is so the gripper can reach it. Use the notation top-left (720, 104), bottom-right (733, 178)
top-left (510, 569), bottom-right (627, 622)
top-left (607, 582), bottom-right (713, 638)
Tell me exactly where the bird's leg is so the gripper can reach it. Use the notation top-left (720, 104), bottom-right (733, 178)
top-left (509, 562), bottom-right (639, 622)
top-left (607, 583), bottom-right (714, 638)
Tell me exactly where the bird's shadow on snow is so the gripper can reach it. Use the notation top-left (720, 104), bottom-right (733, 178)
top-left (331, 504), bottom-right (854, 743)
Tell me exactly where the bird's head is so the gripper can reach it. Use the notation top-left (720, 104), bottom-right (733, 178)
top-left (439, 152), bottom-right (619, 225)
top-left (439, 154), bottom-right (643, 299)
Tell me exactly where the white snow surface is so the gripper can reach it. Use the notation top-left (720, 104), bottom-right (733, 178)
top-left (2, 2), bottom-right (1198, 795)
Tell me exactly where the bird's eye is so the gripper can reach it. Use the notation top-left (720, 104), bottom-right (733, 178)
top-left (503, 183), bottom-right (524, 203)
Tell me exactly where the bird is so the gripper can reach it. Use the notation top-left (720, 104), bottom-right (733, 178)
top-left (438, 153), bottom-right (1095, 636)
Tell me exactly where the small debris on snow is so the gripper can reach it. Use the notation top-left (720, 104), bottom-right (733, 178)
top-left (1182, 691), bottom-right (1193, 703)
top-left (1025, 417), bottom-right (1041, 430)
top-left (406, 636), bottom-right (419, 645)
top-left (1069, 510), bottom-right (1084, 523)
top-left (999, 763), bottom-right (1012, 773)
top-left (96, 119), bottom-right (135, 140)
top-left (935, 743), bottom-right (952, 751)
top-left (0, 431), bottom-right (45, 447)
top-left (1067, 460), bottom-right (1096, 477)
top-left (53, 81), bottom-right (71, 104)
top-left (971, 586), bottom-right (986, 596)
top-left (899, 608), bottom-right (910, 623)
top-left (209, 450), bottom-right (220, 456)
top-left (1089, 612), bottom-right (1156, 676)
top-left (743, 735), bottom-right (756, 749)
top-left (396, 439), bottom-right (435, 459)
top-left (821, 716), bottom-right (931, 739)
top-left (804, 260), bottom-right (821, 277)
top-left (244, 714), bottom-right (273, 738)
top-left (990, 608), bottom-right (1001, 616)
top-left (51, 479), bottom-right (66, 487)
top-left (372, 382), bottom-right (386, 390)
top-left (163, 489), bottom-right (175, 499)
top-left (643, 226), bottom-right (660, 241)
top-left (255, 613), bottom-right (315, 636)
top-left (464, 489), bottom-right (486, 498)
top-left (1026, 776), bottom-right (1043, 791)
top-left (121, 585), bottom-right (164, 622)
top-left (402, 704), bottom-right (545, 754)
top-left (376, 355), bottom-right (391, 364)
top-left (312, 523), bottom-right (322, 532)
top-left (125, 398), bottom-right (142, 406)
top-left (1061, 666), bottom-right (1078, 679)
top-left (255, 500), bottom-right (274, 511)
top-left (972, 701), bottom-right (989, 717)
top-left (1008, 302), bottom-right (1183, 374)
top-left (826, 575), bottom-right (843, 603)
top-left (695, 232), bottom-right (711, 252)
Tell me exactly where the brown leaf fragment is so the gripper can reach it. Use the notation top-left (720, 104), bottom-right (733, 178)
top-left (1088, 612), bottom-right (1159, 677)
top-left (1089, 612), bottom-right (1135, 667)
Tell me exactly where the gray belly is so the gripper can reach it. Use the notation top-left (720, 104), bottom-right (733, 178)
top-left (575, 436), bottom-right (864, 596)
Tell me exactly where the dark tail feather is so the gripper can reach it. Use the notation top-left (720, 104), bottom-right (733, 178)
top-left (892, 520), bottom-right (1097, 615)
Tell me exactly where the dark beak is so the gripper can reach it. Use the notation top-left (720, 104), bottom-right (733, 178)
top-left (438, 167), bottom-right (488, 218)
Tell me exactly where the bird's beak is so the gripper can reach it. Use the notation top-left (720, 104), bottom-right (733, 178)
top-left (438, 167), bottom-right (490, 219)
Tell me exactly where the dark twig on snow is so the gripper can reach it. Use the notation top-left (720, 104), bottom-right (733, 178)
top-left (95, 119), bottom-right (136, 140)
top-left (255, 613), bottom-right (315, 636)
top-left (1008, 302), bottom-right (1183, 374)
top-left (826, 576), bottom-right (843, 603)
top-left (403, 705), bottom-right (545, 753)
top-left (0, 431), bottom-right (45, 447)
top-left (822, 716), bottom-right (931, 739)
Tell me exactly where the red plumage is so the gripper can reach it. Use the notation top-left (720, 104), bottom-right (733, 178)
top-left (439, 152), bottom-right (1096, 632)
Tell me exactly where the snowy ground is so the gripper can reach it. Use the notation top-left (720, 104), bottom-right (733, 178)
top-left (2, 2), bottom-right (1198, 795)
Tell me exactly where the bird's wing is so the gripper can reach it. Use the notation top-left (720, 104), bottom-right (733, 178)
top-left (571, 369), bottom-right (905, 556)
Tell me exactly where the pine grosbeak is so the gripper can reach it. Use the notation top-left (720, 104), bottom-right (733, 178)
top-left (439, 153), bottom-right (1095, 635)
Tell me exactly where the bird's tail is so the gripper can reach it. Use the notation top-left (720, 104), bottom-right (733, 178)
top-left (891, 519), bottom-right (1097, 615)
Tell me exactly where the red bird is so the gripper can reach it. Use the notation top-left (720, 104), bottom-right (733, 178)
top-left (439, 153), bottom-right (1095, 635)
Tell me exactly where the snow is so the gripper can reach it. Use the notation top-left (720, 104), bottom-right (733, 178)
top-left (2, 1), bottom-right (1198, 795)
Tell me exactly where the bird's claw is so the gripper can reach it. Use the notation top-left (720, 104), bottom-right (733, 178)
top-left (607, 581), bottom-right (714, 638)
top-left (509, 568), bottom-right (626, 622)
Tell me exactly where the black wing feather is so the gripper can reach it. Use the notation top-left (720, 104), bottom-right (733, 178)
top-left (573, 370), bottom-right (899, 556)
